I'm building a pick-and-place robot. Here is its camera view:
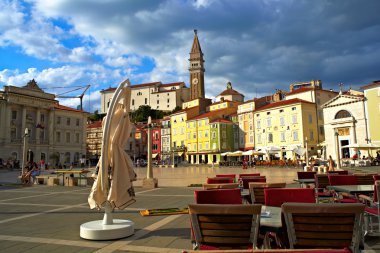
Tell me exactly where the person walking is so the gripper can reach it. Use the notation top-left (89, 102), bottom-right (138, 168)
top-left (328, 155), bottom-right (335, 171)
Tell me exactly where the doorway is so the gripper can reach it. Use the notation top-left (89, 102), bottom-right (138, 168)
top-left (341, 140), bottom-right (350, 158)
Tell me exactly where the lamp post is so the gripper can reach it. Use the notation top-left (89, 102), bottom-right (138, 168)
top-left (22, 128), bottom-right (29, 175)
top-left (335, 130), bottom-right (341, 170)
top-left (305, 137), bottom-right (309, 167)
top-left (142, 116), bottom-right (157, 188)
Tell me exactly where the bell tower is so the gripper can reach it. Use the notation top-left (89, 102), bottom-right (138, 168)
top-left (189, 29), bottom-right (205, 100)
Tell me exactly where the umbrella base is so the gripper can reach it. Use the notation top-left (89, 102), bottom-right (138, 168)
top-left (80, 219), bottom-right (134, 240)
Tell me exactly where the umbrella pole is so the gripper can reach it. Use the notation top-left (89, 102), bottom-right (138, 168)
top-left (80, 80), bottom-right (134, 240)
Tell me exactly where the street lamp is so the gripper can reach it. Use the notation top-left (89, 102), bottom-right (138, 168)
top-left (305, 137), bottom-right (309, 167)
top-left (334, 130), bottom-right (341, 170)
top-left (22, 128), bottom-right (29, 175)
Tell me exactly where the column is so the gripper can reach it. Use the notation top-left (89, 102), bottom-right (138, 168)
top-left (48, 109), bottom-right (54, 146)
top-left (0, 102), bottom-right (6, 140)
top-left (350, 123), bottom-right (357, 144)
top-left (4, 106), bottom-right (11, 143)
top-left (36, 109), bottom-right (41, 145)
top-left (21, 106), bottom-right (26, 138)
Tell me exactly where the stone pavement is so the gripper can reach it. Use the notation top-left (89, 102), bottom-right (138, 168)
top-left (0, 165), bottom-right (379, 253)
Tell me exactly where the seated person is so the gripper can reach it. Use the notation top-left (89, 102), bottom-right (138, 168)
top-left (21, 163), bottom-right (33, 184)
top-left (352, 153), bottom-right (358, 160)
top-left (362, 155), bottom-right (367, 160)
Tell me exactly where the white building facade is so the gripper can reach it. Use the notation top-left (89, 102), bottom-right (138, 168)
top-left (100, 82), bottom-right (190, 114)
top-left (0, 80), bottom-right (88, 168)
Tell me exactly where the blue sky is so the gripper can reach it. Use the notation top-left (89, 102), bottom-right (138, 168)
top-left (1, 0), bottom-right (380, 112)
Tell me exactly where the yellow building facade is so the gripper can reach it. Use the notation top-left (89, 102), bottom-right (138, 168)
top-left (362, 81), bottom-right (380, 145)
top-left (254, 98), bottom-right (318, 160)
top-left (237, 100), bottom-right (256, 150)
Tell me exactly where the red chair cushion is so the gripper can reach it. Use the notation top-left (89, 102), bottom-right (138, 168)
top-left (194, 188), bottom-right (242, 204)
top-left (328, 175), bottom-right (357, 186)
top-left (297, 171), bottom-right (317, 179)
top-left (264, 188), bottom-right (315, 207)
top-left (365, 207), bottom-right (379, 215)
top-left (239, 173), bottom-right (260, 177)
top-left (206, 177), bottom-right (234, 184)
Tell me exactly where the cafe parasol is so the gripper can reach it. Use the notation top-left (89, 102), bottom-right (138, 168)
top-left (80, 79), bottom-right (136, 240)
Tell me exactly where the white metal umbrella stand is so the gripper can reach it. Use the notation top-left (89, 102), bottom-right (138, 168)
top-left (80, 80), bottom-right (134, 240)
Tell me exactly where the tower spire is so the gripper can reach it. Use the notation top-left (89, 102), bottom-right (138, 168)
top-left (189, 29), bottom-right (205, 100)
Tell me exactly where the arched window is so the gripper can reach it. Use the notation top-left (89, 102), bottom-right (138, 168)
top-left (65, 152), bottom-right (71, 164)
top-left (335, 110), bottom-right (352, 119)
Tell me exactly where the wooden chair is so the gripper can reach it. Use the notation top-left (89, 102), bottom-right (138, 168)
top-left (297, 171), bottom-right (317, 179)
top-left (239, 173), bottom-right (260, 178)
top-left (327, 170), bottom-right (349, 175)
top-left (328, 175), bottom-right (359, 203)
top-left (282, 202), bottom-right (365, 253)
top-left (249, 182), bottom-right (286, 204)
top-left (354, 174), bottom-right (378, 185)
top-left (314, 174), bottom-right (334, 203)
top-left (264, 188), bottom-right (315, 207)
top-left (216, 174), bottom-right (236, 182)
top-left (188, 204), bottom-right (262, 250)
top-left (359, 180), bottom-right (380, 234)
top-left (241, 176), bottom-right (266, 189)
top-left (203, 183), bottom-right (239, 190)
top-left (207, 177), bottom-right (234, 184)
top-left (195, 189), bottom-right (242, 204)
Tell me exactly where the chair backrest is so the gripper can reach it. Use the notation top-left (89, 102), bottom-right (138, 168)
top-left (314, 174), bottom-right (330, 189)
top-left (328, 170), bottom-right (349, 175)
top-left (239, 173), bottom-right (260, 178)
top-left (215, 174), bottom-right (236, 180)
top-left (264, 188), bottom-right (315, 207)
top-left (249, 182), bottom-right (286, 204)
top-left (282, 202), bottom-right (365, 252)
top-left (374, 179), bottom-right (380, 203)
top-left (195, 189), bottom-right (242, 204)
top-left (297, 171), bottom-right (317, 180)
top-left (241, 176), bottom-right (266, 189)
top-left (203, 183), bottom-right (239, 190)
top-left (188, 204), bottom-right (262, 250)
top-left (207, 177), bottom-right (234, 184)
top-left (328, 175), bottom-right (357, 186)
top-left (355, 174), bottom-right (376, 185)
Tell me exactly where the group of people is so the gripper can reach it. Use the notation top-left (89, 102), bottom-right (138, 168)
top-left (20, 162), bottom-right (40, 185)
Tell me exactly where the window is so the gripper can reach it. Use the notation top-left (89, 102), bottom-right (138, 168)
top-left (320, 126), bottom-right (325, 135)
top-left (173, 129), bottom-right (177, 135)
top-left (66, 132), bottom-right (70, 143)
top-left (199, 143), bottom-right (202, 150)
top-left (199, 131), bottom-right (202, 138)
top-left (212, 132), bottom-right (216, 139)
top-left (205, 142), bottom-right (209, 150)
top-left (155, 132), bottom-right (159, 140)
top-left (280, 117), bottom-right (285, 126)
top-left (188, 144), bottom-right (191, 151)
top-left (75, 133), bottom-right (80, 143)
top-left (198, 121), bottom-right (202, 126)
top-left (181, 127), bottom-right (184, 134)
top-left (167, 99), bottom-right (169, 103)
top-left (222, 131), bottom-right (226, 138)
top-left (249, 123), bottom-right (253, 131)
top-left (188, 132), bottom-right (191, 139)
top-left (180, 140), bottom-right (184, 147)
top-left (257, 120), bottom-right (261, 129)
top-left (257, 134), bottom-right (262, 144)
top-left (310, 130), bottom-right (314, 140)
top-left (279, 109), bottom-right (284, 113)
top-left (56, 132), bottom-right (61, 142)
top-left (249, 135), bottom-right (254, 143)
top-left (193, 144), bottom-right (197, 150)
top-left (267, 112), bottom-right (270, 115)
top-left (205, 130), bottom-right (208, 137)
top-left (157, 100), bottom-right (159, 104)
top-left (193, 132), bottom-right (196, 139)
top-left (11, 110), bottom-right (17, 120)
top-left (145, 98), bottom-right (147, 104)
top-left (11, 128), bottom-right (16, 140)
top-left (280, 131), bottom-right (285, 142)
top-left (335, 110), bottom-right (352, 119)
top-left (292, 114), bottom-right (297, 124)
top-left (318, 111), bottom-right (323, 119)
top-left (293, 131), bottom-right (298, 141)
top-left (57, 116), bottom-right (61, 124)
top-left (76, 119), bottom-right (80, 126)
top-left (308, 114), bottom-right (312, 124)
top-left (267, 117), bottom-right (272, 127)
top-left (132, 99), bottom-right (134, 106)
top-left (239, 115), bottom-right (243, 121)
top-left (268, 133), bottom-right (273, 143)
top-left (292, 107), bottom-right (296, 111)
top-left (40, 114), bottom-right (45, 123)
top-left (67, 118), bottom-right (71, 126)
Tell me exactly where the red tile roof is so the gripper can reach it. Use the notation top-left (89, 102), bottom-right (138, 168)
top-left (360, 81), bottom-right (380, 90)
top-left (286, 87), bottom-right (314, 96)
top-left (210, 118), bottom-right (233, 124)
top-left (255, 98), bottom-right (314, 112)
top-left (54, 103), bottom-right (86, 113)
top-left (101, 87), bottom-right (116, 92)
top-left (131, 82), bottom-right (161, 88)
top-left (87, 121), bottom-right (102, 128)
top-left (218, 88), bottom-right (243, 96)
top-left (190, 108), bottom-right (231, 120)
top-left (160, 82), bottom-right (185, 87)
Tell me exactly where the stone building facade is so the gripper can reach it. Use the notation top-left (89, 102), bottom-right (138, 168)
top-left (0, 80), bottom-right (88, 168)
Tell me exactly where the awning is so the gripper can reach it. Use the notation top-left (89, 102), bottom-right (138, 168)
top-left (242, 150), bottom-right (266, 156)
top-left (152, 153), bottom-right (158, 158)
top-left (177, 152), bottom-right (184, 156)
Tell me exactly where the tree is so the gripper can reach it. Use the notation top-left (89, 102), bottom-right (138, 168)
top-left (88, 110), bottom-right (102, 122)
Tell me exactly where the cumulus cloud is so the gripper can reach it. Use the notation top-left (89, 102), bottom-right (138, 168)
top-left (1, 0), bottom-right (380, 107)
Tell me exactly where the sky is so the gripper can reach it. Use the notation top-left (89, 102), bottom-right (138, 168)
top-left (1, 0), bottom-right (380, 113)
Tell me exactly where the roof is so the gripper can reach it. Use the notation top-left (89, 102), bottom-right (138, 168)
top-left (210, 118), bottom-right (233, 124)
top-left (189, 108), bottom-right (231, 121)
top-left (54, 103), bottom-right (86, 113)
top-left (131, 82), bottom-right (161, 89)
top-left (160, 82), bottom-right (185, 88)
top-left (218, 88), bottom-right (243, 96)
top-left (87, 121), bottom-right (102, 129)
top-left (170, 106), bottom-right (199, 116)
top-left (101, 87), bottom-right (116, 93)
top-left (255, 98), bottom-right (314, 112)
top-left (286, 87), bottom-right (314, 96)
top-left (360, 80), bottom-right (380, 90)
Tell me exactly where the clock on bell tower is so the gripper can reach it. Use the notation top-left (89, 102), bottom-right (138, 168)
top-left (189, 29), bottom-right (205, 100)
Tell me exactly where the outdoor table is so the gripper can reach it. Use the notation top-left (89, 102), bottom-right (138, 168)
top-left (294, 178), bottom-right (315, 188)
top-left (327, 185), bottom-right (374, 195)
top-left (260, 205), bottom-right (282, 233)
top-left (54, 169), bottom-right (90, 186)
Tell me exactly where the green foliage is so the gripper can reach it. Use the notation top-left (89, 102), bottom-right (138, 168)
top-left (130, 105), bottom-right (165, 122)
top-left (88, 110), bottom-right (102, 122)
